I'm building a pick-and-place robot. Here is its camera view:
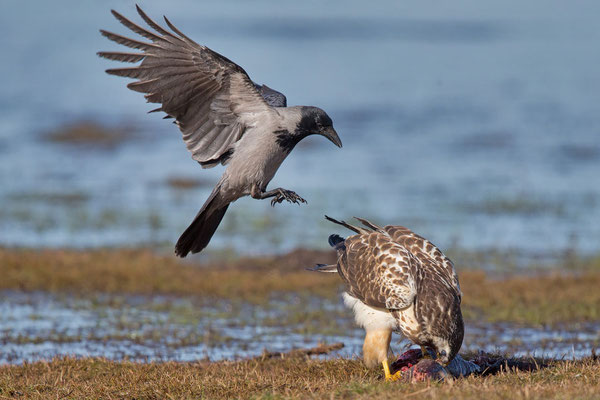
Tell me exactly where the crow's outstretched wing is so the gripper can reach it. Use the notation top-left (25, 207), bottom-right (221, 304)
top-left (254, 84), bottom-right (287, 107)
top-left (98, 6), bottom-right (282, 167)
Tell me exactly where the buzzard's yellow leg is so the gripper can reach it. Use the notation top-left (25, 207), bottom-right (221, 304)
top-left (363, 329), bottom-right (401, 381)
top-left (382, 359), bottom-right (403, 382)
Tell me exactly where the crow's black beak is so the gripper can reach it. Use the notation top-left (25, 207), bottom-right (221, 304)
top-left (321, 126), bottom-right (342, 148)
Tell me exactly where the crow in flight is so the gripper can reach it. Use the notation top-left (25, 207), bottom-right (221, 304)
top-left (99, 6), bottom-right (342, 257)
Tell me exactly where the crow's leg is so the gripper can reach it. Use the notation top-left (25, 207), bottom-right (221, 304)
top-left (251, 184), bottom-right (307, 207)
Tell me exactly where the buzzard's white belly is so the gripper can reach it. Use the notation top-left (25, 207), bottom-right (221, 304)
top-left (343, 292), bottom-right (421, 342)
top-left (343, 292), bottom-right (398, 332)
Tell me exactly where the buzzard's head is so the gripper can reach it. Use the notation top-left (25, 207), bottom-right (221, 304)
top-left (431, 302), bottom-right (464, 365)
top-left (432, 339), bottom-right (453, 366)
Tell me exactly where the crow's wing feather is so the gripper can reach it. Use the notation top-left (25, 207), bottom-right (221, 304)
top-left (99, 6), bottom-right (280, 166)
top-left (254, 84), bottom-right (287, 107)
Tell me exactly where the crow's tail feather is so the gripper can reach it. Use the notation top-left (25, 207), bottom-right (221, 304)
top-left (175, 187), bottom-right (229, 257)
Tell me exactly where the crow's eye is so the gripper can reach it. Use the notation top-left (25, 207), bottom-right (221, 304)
top-left (440, 350), bottom-right (447, 357)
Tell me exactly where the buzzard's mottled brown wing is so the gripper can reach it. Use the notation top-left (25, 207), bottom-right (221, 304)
top-left (337, 232), bottom-right (417, 310)
top-left (98, 6), bottom-right (274, 167)
top-left (384, 225), bottom-right (461, 300)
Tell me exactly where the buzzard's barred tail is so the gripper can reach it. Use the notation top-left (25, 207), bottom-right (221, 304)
top-left (307, 263), bottom-right (338, 273)
top-left (325, 215), bottom-right (370, 234)
top-left (175, 186), bottom-right (229, 257)
top-left (353, 217), bottom-right (383, 232)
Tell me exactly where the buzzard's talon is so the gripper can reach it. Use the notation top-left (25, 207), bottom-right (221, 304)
top-left (270, 189), bottom-right (306, 207)
top-left (383, 359), bottom-right (402, 382)
top-left (388, 371), bottom-right (403, 382)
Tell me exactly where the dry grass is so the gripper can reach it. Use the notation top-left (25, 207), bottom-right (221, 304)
top-left (1, 247), bottom-right (600, 323)
top-left (0, 356), bottom-right (598, 399)
top-left (0, 247), bottom-right (339, 302)
top-left (460, 269), bottom-right (600, 324)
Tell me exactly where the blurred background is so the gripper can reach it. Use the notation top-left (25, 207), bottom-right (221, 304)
top-left (1, 0), bottom-right (599, 261)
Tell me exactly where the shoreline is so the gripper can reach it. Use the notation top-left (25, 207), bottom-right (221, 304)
top-left (1, 246), bottom-right (599, 325)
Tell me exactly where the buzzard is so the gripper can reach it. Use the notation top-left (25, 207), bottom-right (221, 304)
top-left (98, 6), bottom-right (342, 257)
top-left (313, 216), bottom-right (463, 381)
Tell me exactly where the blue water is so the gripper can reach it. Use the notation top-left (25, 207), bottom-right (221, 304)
top-left (1, 0), bottom-right (599, 259)
top-left (1, 291), bottom-right (597, 364)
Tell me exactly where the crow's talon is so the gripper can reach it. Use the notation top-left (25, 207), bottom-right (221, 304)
top-left (270, 189), bottom-right (306, 206)
top-left (270, 196), bottom-right (284, 207)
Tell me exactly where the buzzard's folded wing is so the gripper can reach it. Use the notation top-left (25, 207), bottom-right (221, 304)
top-left (338, 232), bottom-right (417, 310)
top-left (384, 225), bottom-right (461, 300)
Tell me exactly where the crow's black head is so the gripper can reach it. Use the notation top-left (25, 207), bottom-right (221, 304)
top-left (297, 106), bottom-right (342, 148)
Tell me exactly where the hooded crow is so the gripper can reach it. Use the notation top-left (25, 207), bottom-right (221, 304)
top-left (98, 6), bottom-right (342, 257)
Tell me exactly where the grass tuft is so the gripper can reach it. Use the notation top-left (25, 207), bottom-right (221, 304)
top-left (0, 247), bottom-right (339, 303)
top-left (0, 356), bottom-right (599, 399)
